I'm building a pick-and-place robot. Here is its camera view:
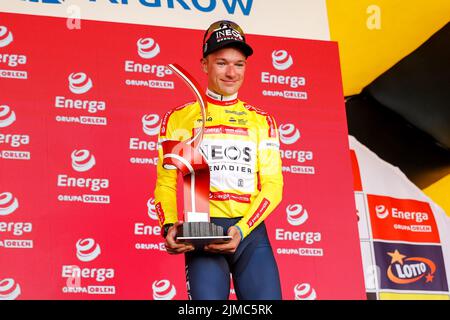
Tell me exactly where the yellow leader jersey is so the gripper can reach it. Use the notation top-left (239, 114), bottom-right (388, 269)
top-left (154, 93), bottom-right (283, 238)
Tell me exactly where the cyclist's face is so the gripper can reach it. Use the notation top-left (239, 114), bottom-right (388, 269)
top-left (201, 47), bottom-right (247, 96)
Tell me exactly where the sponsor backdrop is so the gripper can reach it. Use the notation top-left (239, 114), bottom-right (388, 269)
top-left (0, 11), bottom-right (366, 299)
top-left (350, 137), bottom-right (450, 299)
top-left (2, 8), bottom-right (450, 301)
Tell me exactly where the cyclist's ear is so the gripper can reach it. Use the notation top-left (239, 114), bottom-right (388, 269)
top-left (200, 57), bottom-right (208, 74)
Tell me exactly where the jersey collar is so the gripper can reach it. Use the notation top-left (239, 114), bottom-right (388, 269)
top-left (206, 89), bottom-right (238, 106)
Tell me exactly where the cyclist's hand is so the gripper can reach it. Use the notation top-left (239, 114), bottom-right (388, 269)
top-left (164, 221), bottom-right (195, 254)
top-left (204, 226), bottom-right (241, 254)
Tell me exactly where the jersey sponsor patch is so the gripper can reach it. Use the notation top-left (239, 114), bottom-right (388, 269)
top-left (155, 202), bottom-right (165, 225)
top-left (209, 191), bottom-right (251, 203)
top-left (193, 125), bottom-right (249, 136)
top-left (247, 198), bottom-right (271, 227)
top-left (259, 139), bottom-right (280, 150)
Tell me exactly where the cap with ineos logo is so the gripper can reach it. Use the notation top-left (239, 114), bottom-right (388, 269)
top-left (202, 20), bottom-right (253, 58)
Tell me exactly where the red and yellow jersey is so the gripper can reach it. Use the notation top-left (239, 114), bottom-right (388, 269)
top-left (154, 94), bottom-right (283, 238)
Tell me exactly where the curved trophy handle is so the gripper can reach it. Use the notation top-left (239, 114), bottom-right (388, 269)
top-left (167, 63), bottom-right (207, 150)
top-left (162, 63), bottom-right (210, 222)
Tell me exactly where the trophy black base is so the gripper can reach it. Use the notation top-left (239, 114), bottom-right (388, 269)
top-left (176, 222), bottom-right (232, 247)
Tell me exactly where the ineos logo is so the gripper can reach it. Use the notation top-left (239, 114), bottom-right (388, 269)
top-left (0, 192), bottom-right (19, 216)
top-left (0, 26), bottom-right (13, 48)
top-left (200, 144), bottom-right (252, 162)
top-left (76, 238), bottom-right (101, 262)
top-left (294, 283), bottom-right (316, 300)
top-left (0, 105), bottom-right (16, 128)
top-left (224, 146), bottom-right (240, 160)
top-left (71, 150), bottom-right (96, 172)
top-left (142, 114), bottom-right (160, 136)
top-left (137, 38), bottom-right (160, 59)
top-left (272, 50), bottom-right (293, 71)
top-left (68, 72), bottom-right (93, 94)
top-left (152, 280), bottom-right (176, 300)
top-left (278, 124), bottom-right (300, 145)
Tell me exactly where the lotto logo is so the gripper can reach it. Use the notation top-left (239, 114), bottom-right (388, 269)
top-left (0, 26), bottom-right (13, 48)
top-left (272, 50), bottom-right (293, 71)
top-left (137, 38), bottom-right (160, 59)
top-left (374, 242), bottom-right (448, 292)
top-left (68, 72), bottom-right (93, 94)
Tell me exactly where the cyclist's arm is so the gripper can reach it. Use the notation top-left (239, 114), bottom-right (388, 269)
top-left (235, 114), bottom-right (284, 239)
top-left (154, 111), bottom-right (179, 227)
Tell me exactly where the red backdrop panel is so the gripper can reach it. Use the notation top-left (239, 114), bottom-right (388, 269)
top-left (0, 13), bottom-right (365, 300)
